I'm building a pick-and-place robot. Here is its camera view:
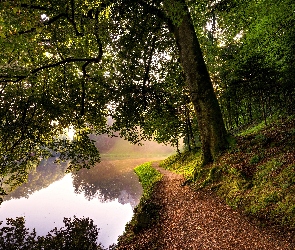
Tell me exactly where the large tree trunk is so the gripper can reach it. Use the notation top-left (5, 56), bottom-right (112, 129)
top-left (168, 1), bottom-right (228, 164)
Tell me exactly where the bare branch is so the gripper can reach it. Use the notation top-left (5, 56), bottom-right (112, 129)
top-left (67, 0), bottom-right (83, 36)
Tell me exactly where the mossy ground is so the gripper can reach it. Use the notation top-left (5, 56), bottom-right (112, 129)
top-left (117, 162), bottom-right (162, 246)
top-left (161, 116), bottom-right (295, 230)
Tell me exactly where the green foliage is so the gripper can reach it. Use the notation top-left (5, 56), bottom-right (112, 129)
top-left (227, 135), bottom-right (237, 149)
top-left (249, 154), bottom-right (261, 165)
top-left (254, 159), bottom-right (283, 184)
top-left (289, 128), bottom-right (295, 136)
top-left (163, 0), bottom-right (186, 26)
top-left (201, 160), bottom-right (295, 227)
top-left (107, 1), bottom-right (194, 148)
top-left (0, 0), bottom-right (110, 187)
top-left (0, 0), bottom-right (295, 214)
top-left (37, 217), bottom-right (102, 250)
top-left (238, 122), bottom-right (267, 136)
top-left (254, 134), bottom-right (268, 145)
top-left (161, 150), bottom-right (228, 189)
top-left (243, 162), bottom-right (295, 226)
top-left (0, 0), bottom-right (197, 177)
top-left (134, 162), bottom-right (162, 198)
top-left (160, 150), bottom-right (202, 180)
top-left (238, 117), bottom-right (278, 136)
top-left (0, 216), bottom-right (105, 250)
top-left (193, 0), bottom-right (295, 131)
top-left (216, 167), bottom-right (248, 208)
top-left (119, 162), bottom-right (162, 237)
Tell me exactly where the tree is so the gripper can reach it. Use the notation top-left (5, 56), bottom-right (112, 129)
top-left (0, 216), bottom-right (104, 249)
top-left (197, 0), bottom-right (295, 130)
top-left (0, 0), bottom-right (108, 186)
top-left (0, 0), bottom-right (228, 181)
top-left (107, 0), bottom-right (228, 163)
top-left (167, 0), bottom-right (228, 162)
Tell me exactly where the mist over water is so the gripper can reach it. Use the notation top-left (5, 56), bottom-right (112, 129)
top-left (90, 133), bottom-right (176, 157)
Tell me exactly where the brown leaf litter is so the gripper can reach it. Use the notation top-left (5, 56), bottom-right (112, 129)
top-left (117, 162), bottom-right (295, 250)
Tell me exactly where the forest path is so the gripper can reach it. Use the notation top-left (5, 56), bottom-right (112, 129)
top-left (118, 162), bottom-right (295, 250)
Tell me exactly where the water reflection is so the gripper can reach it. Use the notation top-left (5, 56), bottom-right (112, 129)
top-left (0, 156), bottom-right (165, 248)
top-left (73, 159), bottom-right (149, 208)
top-left (3, 157), bottom-right (68, 201)
top-left (0, 174), bottom-right (134, 248)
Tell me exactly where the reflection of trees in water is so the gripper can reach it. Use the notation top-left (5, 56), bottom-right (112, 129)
top-left (72, 159), bottom-right (144, 208)
top-left (0, 216), bottom-right (106, 250)
top-left (3, 158), bottom-right (68, 201)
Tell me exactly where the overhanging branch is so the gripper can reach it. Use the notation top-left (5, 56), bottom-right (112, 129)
top-left (31, 57), bottom-right (101, 74)
top-left (1, 54), bottom-right (103, 83)
top-left (16, 13), bottom-right (67, 36)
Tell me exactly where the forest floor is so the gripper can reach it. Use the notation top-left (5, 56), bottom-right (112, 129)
top-left (116, 117), bottom-right (295, 249)
top-left (117, 162), bottom-right (295, 249)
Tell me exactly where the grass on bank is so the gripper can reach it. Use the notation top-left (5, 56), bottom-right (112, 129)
top-left (134, 162), bottom-right (162, 199)
top-left (117, 162), bottom-right (162, 245)
top-left (160, 116), bottom-right (295, 230)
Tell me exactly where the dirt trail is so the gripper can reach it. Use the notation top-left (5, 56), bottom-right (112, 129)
top-left (117, 162), bottom-right (295, 249)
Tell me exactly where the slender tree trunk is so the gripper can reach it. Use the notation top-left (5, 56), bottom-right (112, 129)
top-left (168, 0), bottom-right (228, 163)
top-left (186, 106), bottom-right (196, 149)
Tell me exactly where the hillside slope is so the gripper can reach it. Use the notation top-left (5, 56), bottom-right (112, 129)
top-left (162, 116), bottom-right (295, 230)
top-left (117, 116), bottom-right (295, 249)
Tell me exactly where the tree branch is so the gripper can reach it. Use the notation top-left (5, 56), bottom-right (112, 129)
top-left (67, 0), bottom-right (83, 36)
top-left (1, 55), bottom-right (103, 83)
top-left (20, 4), bottom-right (51, 11)
top-left (142, 36), bottom-right (156, 109)
top-left (0, 75), bottom-right (26, 82)
top-left (16, 10), bottom-right (80, 37)
top-left (31, 57), bottom-right (102, 74)
top-left (143, 36), bottom-right (156, 86)
top-left (44, 13), bottom-right (68, 25)
top-left (137, 0), bottom-right (167, 21)
top-left (16, 13), bottom-right (67, 36)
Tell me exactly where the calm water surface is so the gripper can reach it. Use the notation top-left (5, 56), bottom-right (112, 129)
top-left (0, 156), bottom-right (165, 248)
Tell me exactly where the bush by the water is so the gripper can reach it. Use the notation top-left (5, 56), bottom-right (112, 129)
top-left (0, 216), bottom-right (106, 250)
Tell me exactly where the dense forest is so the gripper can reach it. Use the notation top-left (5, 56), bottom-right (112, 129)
top-left (0, 0), bottom-right (294, 197)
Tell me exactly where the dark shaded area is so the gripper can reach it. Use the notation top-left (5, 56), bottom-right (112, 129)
top-left (0, 216), bottom-right (107, 250)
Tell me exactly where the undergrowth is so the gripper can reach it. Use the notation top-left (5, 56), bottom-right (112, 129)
top-left (161, 116), bottom-right (295, 230)
top-left (134, 162), bottom-right (162, 198)
top-left (117, 162), bottom-right (162, 246)
top-left (160, 150), bottom-right (202, 180)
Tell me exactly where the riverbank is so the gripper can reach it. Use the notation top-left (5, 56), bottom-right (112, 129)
top-left (116, 116), bottom-right (295, 249)
top-left (117, 162), bottom-right (294, 249)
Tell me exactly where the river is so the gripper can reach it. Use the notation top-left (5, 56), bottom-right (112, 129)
top-left (0, 155), bottom-right (168, 248)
